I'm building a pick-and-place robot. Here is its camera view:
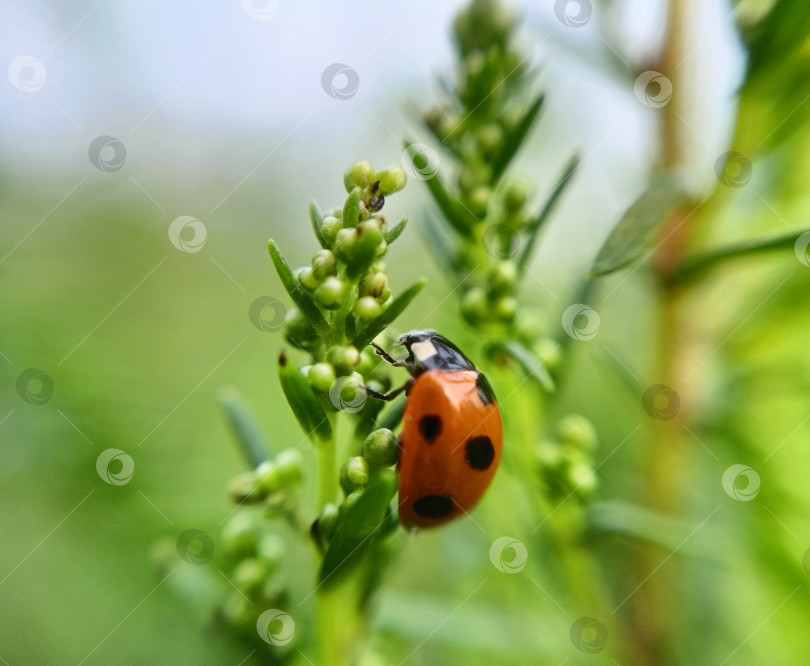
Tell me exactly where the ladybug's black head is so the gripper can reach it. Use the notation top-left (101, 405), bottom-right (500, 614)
top-left (398, 330), bottom-right (475, 373)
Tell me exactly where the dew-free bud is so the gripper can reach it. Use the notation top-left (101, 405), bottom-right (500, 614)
top-left (362, 428), bottom-right (398, 469)
top-left (311, 249), bottom-right (337, 280)
top-left (233, 557), bottom-right (271, 595)
top-left (321, 215), bottom-right (341, 246)
top-left (534, 338), bottom-right (562, 372)
top-left (376, 167), bottom-right (407, 195)
top-left (468, 186), bottom-right (490, 217)
top-left (257, 534), bottom-right (285, 569)
top-left (275, 449), bottom-right (303, 486)
top-left (495, 295), bottom-right (517, 320)
top-left (340, 456), bottom-right (370, 493)
top-left (347, 161), bottom-right (375, 190)
top-left (478, 123), bottom-right (503, 157)
top-left (333, 228), bottom-right (358, 262)
top-left (354, 295), bottom-right (382, 320)
top-left (297, 266), bottom-right (321, 290)
top-left (357, 219), bottom-right (383, 245)
top-left (221, 512), bottom-right (259, 557)
top-left (535, 440), bottom-right (564, 469)
top-left (375, 238), bottom-right (388, 258)
top-left (256, 461), bottom-right (282, 494)
top-left (314, 276), bottom-right (345, 309)
top-left (356, 347), bottom-right (378, 376)
top-left (489, 261), bottom-right (517, 293)
top-left (569, 463), bottom-right (597, 496)
top-left (308, 362), bottom-right (336, 392)
top-left (316, 503), bottom-right (339, 541)
top-left (228, 471), bottom-right (263, 504)
top-left (283, 307), bottom-right (317, 348)
top-left (557, 415), bottom-right (598, 452)
top-left (326, 345), bottom-right (360, 372)
top-left (504, 180), bottom-right (527, 213)
top-left (360, 272), bottom-right (389, 298)
top-left (458, 166), bottom-right (478, 193)
top-left (461, 286), bottom-right (489, 321)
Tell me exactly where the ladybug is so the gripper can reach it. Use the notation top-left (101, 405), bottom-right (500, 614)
top-left (367, 330), bottom-right (503, 529)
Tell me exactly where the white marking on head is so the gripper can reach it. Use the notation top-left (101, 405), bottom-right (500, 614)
top-left (411, 340), bottom-right (438, 363)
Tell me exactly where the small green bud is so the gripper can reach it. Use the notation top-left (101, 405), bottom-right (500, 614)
top-left (275, 449), bottom-right (303, 486)
top-left (359, 272), bottom-right (389, 298)
top-left (297, 266), bottom-right (321, 290)
top-left (465, 51), bottom-right (485, 79)
top-left (311, 249), bottom-right (337, 280)
top-left (504, 181), bottom-right (527, 213)
top-left (340, 456), bottom-right (369, 493)
top-left (357, 219), bottom-right (383, 245)
top-left (283, 307), bottom-right (317, 349)
top-left (333, 228), bottom-right (358, 262)
top-left (222, 592), bottom-right (252, 626)
top-left (489, 261), bottom-right (517, 293)
top-left (228, 471), bottom-right (263, 504)
top-left (221, 512), bottom-right (260, 557)
top-left (468, 186), bottom-right (490, 217)
top-left (354, 295), bottom-right (382, 320)
top-left (326, 345), bottom-right (360, 372)
top-left (535, 440), bottom-right (564, 469)
top-left (315, 503), bottom-right (339, 541)
top-left (375, 167), bottom-right (407, 195)
top-left (260, 575), bottom-right (288, 608)
top-left (557, 415), bottom-right (598, 452)
top-left (375, 238), bottom-right (388, 257)
top-left (355, 347), bottom-right (378, 376)
top-left (534, 338), bottom-right (561, 372)
top-left (362, 428), bottom-right (398, 469)
top-left (256, 534), bottom-right (285, 568)
top-left (313, 276), bottom-right (345, 309)
top-left (478, 123), bottom-right (503, 157)
top-left (346, 161), bottom-right (375, 190)
top-left (495, 296), bottom-right (516, 320)
top-left (233, 557), bottom-right (271, 595)
top-left (308, 362), bottom-right (336, 392)
top-left (458, 166), bottom-right (478, 193)
top-left (321, 216), bottom-right (341, 246)
top-left (569, 463), bottom-right (597, 496)
top-left (461, 286), bottom-right (489, 321)
top-left (256, 461), bottom-right (281, 494)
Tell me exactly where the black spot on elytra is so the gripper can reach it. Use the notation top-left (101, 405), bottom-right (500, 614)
top-left (466, 435), bottom-right (495, 470)
top-left (476, 372), bottom-right (496, 406)
top-left (412, 495), bottom-right (454, 518)
top-left (419, 415), bottom-right (442, 443)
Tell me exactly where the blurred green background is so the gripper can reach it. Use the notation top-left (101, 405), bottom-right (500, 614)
top-left (3, 0), bottom-right (810, 664)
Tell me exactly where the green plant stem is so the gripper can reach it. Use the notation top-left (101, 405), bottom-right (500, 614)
top-left (317, 434), bottom-right (337, 509)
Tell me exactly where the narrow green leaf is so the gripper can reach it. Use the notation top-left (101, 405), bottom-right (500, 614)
top-left (384, 216), bottom-right (408, 244)
top-left (377, 396), bottom-right (405, 431)
top-left (491, 93), bottom-right (545, 185)
top-left (218, 387), bottom-right (271, 468)
top-left (267, 239), bottom-right (329, 336)
top-left (351, 278), bottom-right (426, 349)
top-left (343, 187), bottom-right (362, 227)
top-left (590, 175), bottom-right (690, 277)
top-left (278, 350), bottom-right (332, 444)
top-left (309, 201), bottom-right (327, 249)
top-left (319, 469), bottom-right (397, 586)
top-left (344, 313), bottom-right (357, 340)
top-left (486, 340), bottom-right (555, 392)
top-left (674, 227), bottom-right (810, 281)
top-left (403, 140), bottom-right (474, 238)
top-left (518, 155), bottom-right (579, 272)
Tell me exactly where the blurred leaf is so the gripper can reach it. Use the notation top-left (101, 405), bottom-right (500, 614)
top-left (319, 469), bottom-right (397, 585)
top-left (491, 92), bottom-right (545, 185)
top-left (404, 139), bottom-right (474, 238)
top-left (486, 340), bottom-right (555, 392)
top-left (590, 175), bottom-right (689, 277)
top-left (384, 216), bottom-right (408, 244)
top-left (278, 350), bottom-right (332, 445)
top-left (420, 213), bottom-right (461, 278)
top-left (518, 154), bottom-right (579, 272)
top-left (309, 201), bottom-right (328, 249)
top-left (343, 187), bottom-right (362, 227)
top-left (352, 278), bottom-right (426, 349)
top-left (675, 227), bottom-right (810, 281)
top-left (267, 239), bottom-right (329, 336)
top-left (218, 388), bottom-right (271, 468)
top-left (377, 396), bottom-right (405, 431)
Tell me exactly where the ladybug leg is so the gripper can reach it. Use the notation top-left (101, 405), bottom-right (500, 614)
top-left (370, 341), bottom-right (407, 367)
top-left (363, 379), bottom-right (412, 402)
